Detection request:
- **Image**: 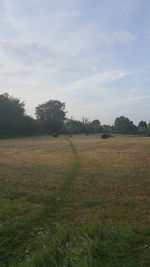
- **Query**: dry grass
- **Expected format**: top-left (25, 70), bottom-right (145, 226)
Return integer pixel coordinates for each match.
top-left (0, 136), bottom-right (73, 199)
top-left (0, 135), bottom-right (150, 228)
top-left (0, 135), bottom-right (150, 266)
top-left (69, 136), bottom-right (150, 228)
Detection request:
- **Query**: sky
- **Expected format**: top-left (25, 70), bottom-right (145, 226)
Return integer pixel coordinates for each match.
top-left (0, 0), bottom-right (150, 124)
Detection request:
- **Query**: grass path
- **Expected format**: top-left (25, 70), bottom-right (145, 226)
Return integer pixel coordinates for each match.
top-left (16, 139), bottom-right (150, 266)
top-left (60, 138), bottom-right (81, 195)
top-left (44, 138), bottom-right (81, 223)
top-left (1, 137), bottom-right (150, 267)
top-left (0, 138), bottom-right (81, 266)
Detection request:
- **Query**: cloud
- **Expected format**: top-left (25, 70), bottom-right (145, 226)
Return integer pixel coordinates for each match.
top-left (0, 0), bottom-right (150, 123)
top-left (0, 64), bottom-right (4, 69)
top-left (60, 70), bottom-right (127, 93)
top-left (121, 94), bottom-right (150, 102)
top-left (3, 0), bottom-right (82, 39)
top-left (0, 40), bottom-right (58, 65)
top-left (113, 31), bottom-right (137, 42)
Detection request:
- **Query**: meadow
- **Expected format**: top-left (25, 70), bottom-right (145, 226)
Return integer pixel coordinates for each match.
top-left (0, 135), bottom-right (150, 266)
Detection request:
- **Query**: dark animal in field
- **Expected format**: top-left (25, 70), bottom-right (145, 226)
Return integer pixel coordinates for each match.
top-left (101, 133), bottom-right (111, 139)
top-left (52, 132), bottom-right (58, 137)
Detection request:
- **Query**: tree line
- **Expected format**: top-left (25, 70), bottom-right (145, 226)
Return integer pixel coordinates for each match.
top-left (0, 93), bottom-right (150, 137)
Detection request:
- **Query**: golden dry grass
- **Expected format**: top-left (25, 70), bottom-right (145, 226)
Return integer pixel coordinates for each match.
top-left (1, 135), bottom-right (150, 266)
top-left (0, 135), bottom-right (150, 229)
top-left (69, 136), bottom-right (150, 228)
top-left (0, 136), bottom-right (73, 199)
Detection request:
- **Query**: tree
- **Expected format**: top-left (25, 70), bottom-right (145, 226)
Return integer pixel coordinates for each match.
top-left (90, 120), bottom-right (101, 133)
top-left (18, 115), bottom-right (42, 135)
top-left (138, 121), bottom-right (147, 135)
top-left (147, 123), bottom-right (150, 136)
top-left (0, 93), bottom-right (25, 135)
top-left (101, 124), bottom-right (113, 134)
top-left (35, 100), bottom-right (66, 134)
top-left (81, 117), bottom-right (90, 134)
top-left (138, 121), bottom-right (147, 128)
top-left (114, 116), bottom-right (137, 134)
top-left (62, 119), bottom-right (83, 135)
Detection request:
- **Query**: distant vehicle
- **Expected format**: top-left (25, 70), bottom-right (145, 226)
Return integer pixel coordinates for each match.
top-left (52, 132), bottom-right (58, 137)
top-left (101, 133), bottom-right (111, 139)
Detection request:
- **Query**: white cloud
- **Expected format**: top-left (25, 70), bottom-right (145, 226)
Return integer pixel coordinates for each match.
top-left (0, 0), bottom-right (150, 123)
top-left (113, 31), bottom-right (137, 42)
top-left (59, 70), bottom-right (127, 92)
top-left (120, 94), bottom-right (150, 102)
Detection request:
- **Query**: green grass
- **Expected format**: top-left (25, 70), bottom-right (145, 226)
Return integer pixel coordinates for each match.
top-left (60, 139), bottom-right (81, 195)
top-left (13, 223), bottom-right (150, 267)
top-left (0, 137), bottom-right (81, 266)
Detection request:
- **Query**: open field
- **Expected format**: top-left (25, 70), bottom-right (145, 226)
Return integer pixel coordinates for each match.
top-left (0, 135), bottom-right (150, 266)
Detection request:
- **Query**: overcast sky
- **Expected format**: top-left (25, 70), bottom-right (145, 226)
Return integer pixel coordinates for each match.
top-left (0, 0), bottom-right (150, 124)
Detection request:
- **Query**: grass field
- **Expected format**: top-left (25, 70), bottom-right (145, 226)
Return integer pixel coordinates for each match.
top-left (0, 135), bottom-right (150, 266)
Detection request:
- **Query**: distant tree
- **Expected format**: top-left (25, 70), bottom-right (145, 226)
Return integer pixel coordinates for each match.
top-left (138, 121), bottom-right (147, 135)
top-left (35, 100), bottom-right (66, 134)
top-left (0, 93), bottom-right (25, 135)
top-left (63, 118), bottom-right (102, 135)
top-left (114, 116), bottom-right (137, 134)
top-left (62, 119), bottom-right (83, 135)
top-left (138, 121), bottom-right (147, 128)
top-left (90, 120), bottom-right (101, 133)
top-left (81, 117), bottom-right (90, 134)
top-left (101, 124), bottom-right (113, 134)
top-left (18, 115), bottom-right (42, 135)
top-left (147, 123), bottom-right (150, 136)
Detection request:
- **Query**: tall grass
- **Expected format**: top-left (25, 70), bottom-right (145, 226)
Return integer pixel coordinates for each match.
top-left (14, 222), bottom-right (150, 267)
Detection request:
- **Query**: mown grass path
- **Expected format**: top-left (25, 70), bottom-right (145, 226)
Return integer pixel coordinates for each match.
top-left (1, 136), bottom-right (150, 267)
top-left (44, 138), bottom-right (81, 223)
top-left (0, 138), bottom-right (81, 266)
top-left (15, 138), bottom-right (150, 267)
top-left (60, 138), bottom-right (81, 195)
